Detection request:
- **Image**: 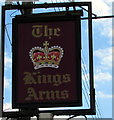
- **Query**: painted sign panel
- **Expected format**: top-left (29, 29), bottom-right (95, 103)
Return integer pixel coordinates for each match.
top-left (12, 15), bottom-right (82, 108)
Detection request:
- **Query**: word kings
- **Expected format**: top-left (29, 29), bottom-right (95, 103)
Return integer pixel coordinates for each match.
top-left (32, 25), bottom-right (61, 39)
top-left (23, 72), bottom-right (71, 87)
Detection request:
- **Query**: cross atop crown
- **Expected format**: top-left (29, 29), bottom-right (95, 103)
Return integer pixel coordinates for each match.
top-left (43, 41), bottom-right (49, 47)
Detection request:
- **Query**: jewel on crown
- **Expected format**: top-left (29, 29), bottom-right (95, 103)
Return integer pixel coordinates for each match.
top-left (29, 41), bottom-right (64, 69)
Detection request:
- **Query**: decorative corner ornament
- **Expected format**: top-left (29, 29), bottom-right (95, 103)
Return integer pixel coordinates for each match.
top-left (29, 41), bottom-right (64, 69)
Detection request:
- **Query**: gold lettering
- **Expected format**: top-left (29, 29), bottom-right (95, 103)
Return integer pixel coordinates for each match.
top-left (62, 74), bottom-right (71, 83)
top-left (38, 91), bottom-right (45, 100)
top-left (32, 25), bottom-right (43, 38)
top-left (54, 28), bottom-right (61, 37)
top-left (25, 89), bottom-right (70, 101)
top-left (61, 90), bottom-right (69, 99)
top-left (32, 25), bottom-right (61, 39)
top-left (23, 72), bottom-right (37, 85)
top-left (52, 75), bottom-right (61, 86)
top-left (23, 72), bottom-right (71, 86)
top-left (25, 87), bottom-right (38, 101)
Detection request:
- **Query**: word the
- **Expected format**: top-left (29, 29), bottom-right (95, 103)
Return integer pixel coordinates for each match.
top-left (32, 25), bottom-right (61, 39)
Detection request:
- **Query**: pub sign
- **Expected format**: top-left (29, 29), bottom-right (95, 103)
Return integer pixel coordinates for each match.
top-left (12, 15), bottom-right (82, 108)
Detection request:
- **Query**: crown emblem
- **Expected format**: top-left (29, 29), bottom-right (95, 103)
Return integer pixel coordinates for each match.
top-left (29, 41), bottom-right (64, 69)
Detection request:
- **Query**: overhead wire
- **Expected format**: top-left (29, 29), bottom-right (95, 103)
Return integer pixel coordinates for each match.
top-left (5, 25), bottom-right (12, 47)
top-left (82, 59), bottom-right (90, 91)
top-left (96, 97), bottom-right (104, 118)
top-left (82, 52), bottom-right (103, 119)
top-left (5, 8), bottom-right (20, 48)
top-left (5, 23), bottom-right (12, 49)
top-left (81, 52), bottom-right (91, 107)
top-left (81, 53), bottom-right (101, 118)
top-left (95, 100), bottom-right (103, 120)
top-left (80, 14), bottom-right (111, 120)
top-left (81, 55), bottom-right (95, 120)
top-left (82, 46), bottom-right (104, 119)
top-left (10, 10), bottom-right (18, 17)
top-left (81, 66), bottom-right (90, 107)
top-left (82, 87), bottom-right (90, 107)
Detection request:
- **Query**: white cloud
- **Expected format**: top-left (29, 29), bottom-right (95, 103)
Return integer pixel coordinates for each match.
top-left (4, 53), bottom-right (12, 70)
top-left (1, 0), bottom-right (4, 2)
top-left (80, 0), bottom-right (112, 16)
top-left (96, 91), bottom-right (112, 99)
top-left (94, 47), bottom-right (112, 84)
top-left (101, 19), bottom-right (112, 38)
top-left (94, 47), bottom-right (111, 58)
top-left (94, 47), bottom-right (112, 68)
top-left (94, 72), bottom-right (112, 83)
top-left (4, 77), bottom-right (10, 89)
top-left (82, 71), bottom-right (111, 85)
top-left (0, 0), bottom-right (5, 4)
top-left (4, 56), bottom-right (12, 66)
top-left (94, 21), bottom-right (111, 40)
top-left (79, 0), bottom-right (112, 38)
top-left (4, 76), bottom-right (11, 89)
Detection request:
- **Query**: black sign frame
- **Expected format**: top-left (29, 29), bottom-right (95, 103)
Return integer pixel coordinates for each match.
top-left (1, 2), bottom-right (96, 118)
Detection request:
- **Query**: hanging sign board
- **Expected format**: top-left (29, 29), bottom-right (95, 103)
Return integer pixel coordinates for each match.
top-left (12, 14), bottom-right (82, 108)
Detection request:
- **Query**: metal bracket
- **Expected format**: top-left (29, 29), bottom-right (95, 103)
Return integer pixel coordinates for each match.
top-left (1, 2), bottom-right (96, 118)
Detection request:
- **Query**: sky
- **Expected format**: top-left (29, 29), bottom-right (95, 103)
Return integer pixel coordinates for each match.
top-left (0, 0), bottom-right (113, 119)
